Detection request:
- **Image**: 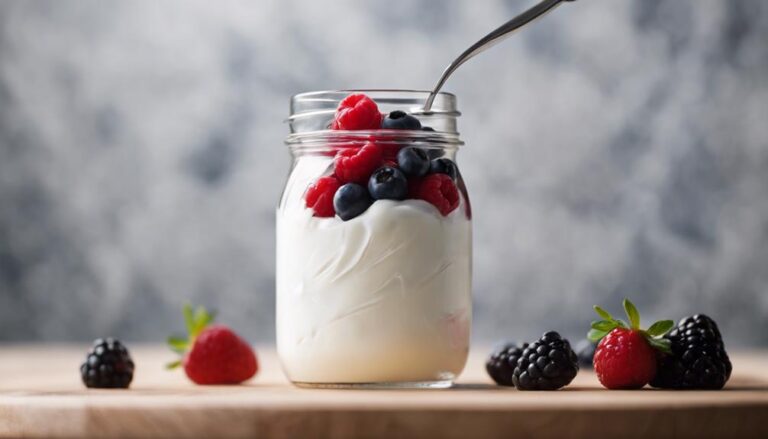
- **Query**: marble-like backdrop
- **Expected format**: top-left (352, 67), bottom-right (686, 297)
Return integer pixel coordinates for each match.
top-left (1, 0), bottom-right (766, 346)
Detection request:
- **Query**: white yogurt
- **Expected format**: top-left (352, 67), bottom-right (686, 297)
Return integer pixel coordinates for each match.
top-left (276, 199), bottom-right (471, 384)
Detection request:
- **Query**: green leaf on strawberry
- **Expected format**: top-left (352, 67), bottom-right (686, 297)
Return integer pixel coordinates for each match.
top-left (593, 305), bottom-right (613, 321)
top-left (646, 319), bottom-right (675, 337)
top-left (165, 359), bottom-right (182, 370)
top-left (646, 337), bottom-right (673, 353)
top-left (587, 328), bottom-right (609, 341)
top-left (623, 298), bottom-right (641, 329)
top-left (167, 336), bottom-right (188, 354)
top-left (587, 298), bottom-right (673, 354)
top-left (167, 303), bottom-right (217, 369)
top-left (591, 320), bottom-right (616, 332)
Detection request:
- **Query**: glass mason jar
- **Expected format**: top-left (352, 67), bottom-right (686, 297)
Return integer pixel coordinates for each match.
top-left (277, 90), bottom-right (471, 388)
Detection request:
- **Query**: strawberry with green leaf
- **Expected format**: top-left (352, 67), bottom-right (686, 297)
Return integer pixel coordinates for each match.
top-left (589, 299), bottom-right (673, 389)
top-left (167, 304), bottom-right (258, 385)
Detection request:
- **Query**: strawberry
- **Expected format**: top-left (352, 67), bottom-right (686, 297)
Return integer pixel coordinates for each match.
top-left (589, 299), bottom-right (673, 389)
top-left (167, 305), bottom-right (258, 385)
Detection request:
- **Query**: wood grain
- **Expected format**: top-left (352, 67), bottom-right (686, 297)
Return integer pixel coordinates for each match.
top-left (1, 345), bottom-right (767, 438)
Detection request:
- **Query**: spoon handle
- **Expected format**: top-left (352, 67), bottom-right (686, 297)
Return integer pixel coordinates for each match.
top-left (421, 0), bottom-right (575, 113)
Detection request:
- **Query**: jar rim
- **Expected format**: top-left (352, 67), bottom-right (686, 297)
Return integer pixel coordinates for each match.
top-left (284, 129), bottom-right (464, 149)
top-left (290, 88), bottom-right (457, 101)
top-left (286, 89), bottom-right (462, 143)
top-left (288, 89), bottom-right (460, 120)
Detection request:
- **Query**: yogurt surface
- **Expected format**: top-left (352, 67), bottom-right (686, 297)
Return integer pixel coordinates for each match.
top-left (276, 199), bottom-right (471, 384)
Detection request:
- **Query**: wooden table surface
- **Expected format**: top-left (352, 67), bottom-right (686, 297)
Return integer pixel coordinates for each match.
top-left (1, 345), bottom-right (767, 438)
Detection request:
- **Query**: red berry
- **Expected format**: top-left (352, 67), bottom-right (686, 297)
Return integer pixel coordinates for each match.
top-left (382, 159), bottom-right (398, 169)
top-left (380, 143), bottom-right (403, 161)
top-left (334, 142), bottom-right (383, 184)
top-left (412, 173), bottom-right (460, 216)
top-left (407, 176), bottom-right (422, 198)
top-left (183, 324), bottom-right (259, 385)
top-left (305, 176), bottom-right (341, 217)
top-left (593, 327), bottom-right (657, 389)
top-left (331, 94), bottom-right (382, 130)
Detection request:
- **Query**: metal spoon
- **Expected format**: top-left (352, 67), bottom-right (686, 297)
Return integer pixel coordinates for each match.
top-left (420, 0), bottom-right (576, 113)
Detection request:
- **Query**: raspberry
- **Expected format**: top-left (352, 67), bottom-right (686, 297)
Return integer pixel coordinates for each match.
top-left (305, 176), bottom-right (341, 217)
top-left (380, 142), bottom-right (403, 161)
top-left (334, 142), bottom-right (383, 184)
top-left (382, 159), bottom-right (398, 168)
top-left (594, 327), bottom-right (657, 389)
top-left (412, 173), bottom-right (459, 215)
top-left (331, 94), bottom-right (382, 130)
top-left (407, 176), bottom-right (422, 199)
top-left (589, 299), bottom-right (674, 389)
top-left (167, 305), bottom-right (258, 385)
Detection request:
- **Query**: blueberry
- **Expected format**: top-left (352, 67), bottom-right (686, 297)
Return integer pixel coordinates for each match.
top-left (381, 111), bottom-right (422, 130)
top-left (333, 183), bottom-right (372, 221)
top-left (427, 147), bottom-right (444, 160)
top-left (368, 167), bottom-right (408, 200)
top-left (397, 146), bottom-right (430, 176)
top-left (429, 158), bottom-right (458, 180)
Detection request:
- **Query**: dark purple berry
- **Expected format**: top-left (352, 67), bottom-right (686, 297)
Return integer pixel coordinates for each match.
top-left (333, 183), bottom-right (372, 220)
top-left (368, 166), bottom-right (408, 200)
top-left (429, 158), bottom-right (459, 180)
top-left (381, 110), bottom-right (422, 130)
top-left (80, 338), bottom-right (134, 389)
top-left (397, 147), bottom-right (430, 177)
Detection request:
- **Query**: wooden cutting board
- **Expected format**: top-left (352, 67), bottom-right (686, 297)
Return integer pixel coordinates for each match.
top-left (0, 345), bottom-right (766, 438)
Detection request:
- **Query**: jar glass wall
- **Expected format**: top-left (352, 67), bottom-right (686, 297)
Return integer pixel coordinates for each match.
top-left (277, 90), bottom-right (472, 388)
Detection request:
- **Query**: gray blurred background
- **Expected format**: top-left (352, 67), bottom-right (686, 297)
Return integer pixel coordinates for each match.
top-left (1, 0), bottom-right (767, 347)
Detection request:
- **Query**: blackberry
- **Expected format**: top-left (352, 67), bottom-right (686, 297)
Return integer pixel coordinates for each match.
top-left (512, 331), bottom-right (579, 390)
top-left (650, 314), bottom-right (731, 390)
top-left (486, 342), bottom-right (528, 386)
top-left (574, 339), bottom-right (596, 369)
top-left (80, 338), bottom-right (135, 389)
